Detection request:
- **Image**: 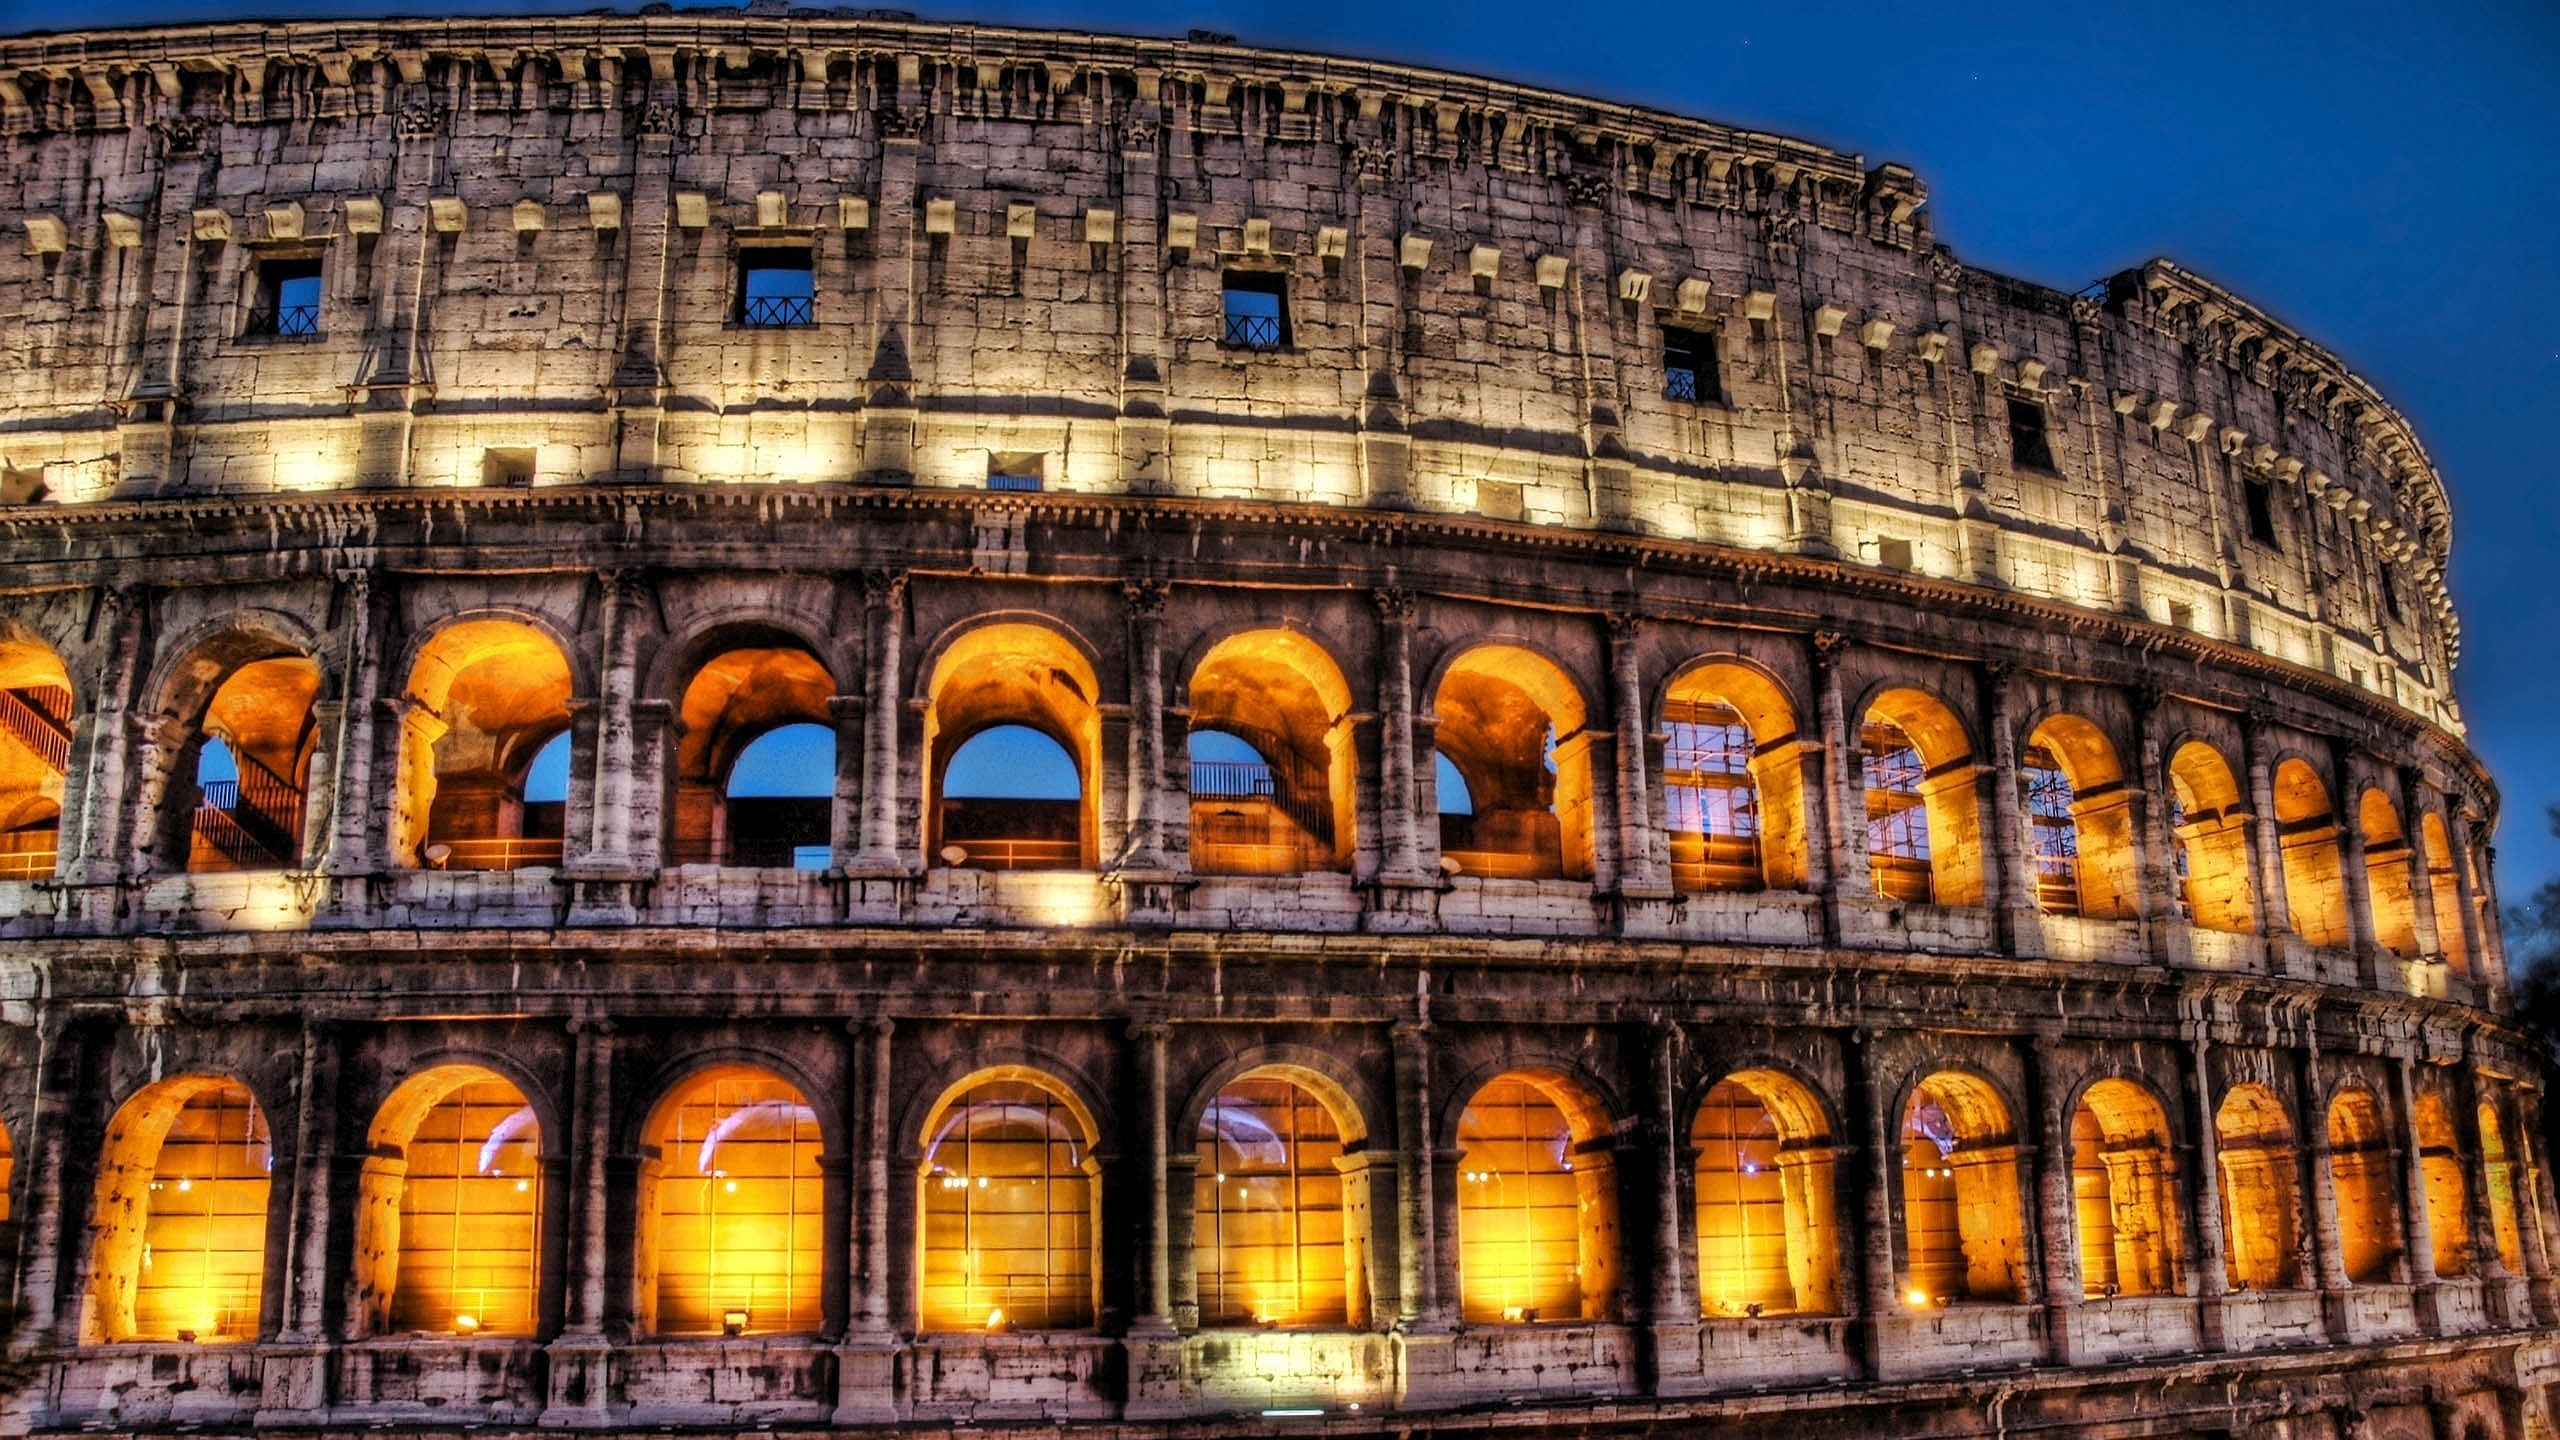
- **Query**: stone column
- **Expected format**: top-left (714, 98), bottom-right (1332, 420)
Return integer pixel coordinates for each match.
top-left (2331, 743), bottom-right (2380, 979)
top-left (2390, 1054), bottom-right (2442, 1331)
top-left (12, 1020), bottom-right (92, 1346)
top-left (60, 584), bottom-right (147, 890)
top-left (543, 1020), bottom-right (614, 1425)
top-left (1839, 1027), bottom-right (1896, 1379)
top-left (1608, 616), bottom-right (1667, 897)
top-left (2512, 1089), bottom-right (2559, 1324)
top-left (2297, 1044), bottom-right (2353, 1342)
top-left (2026, 1035), bottom-right (2081, 1364)
top-left (2398, 769), bottom-right (2444, 964)
top-left (2241, 718), bottom-right (2292, 944)
top-left (1118, 581), bottom-right (1171, 873)
top-left (603, 71), bottom-right (675, 478)
top-left (318, 570), bottom-right (386, 877)
top-left (858, 75), bottom-right (925, 481)
top-left (1984, 663), bottom-right (2042, 957)
top-left (1373, 589), bottom-right (1427, 884)
top-left (2443, 807), bottom-right (2489, 992)
top-left (826, 693), bottom-right (865, 869)
top-left (2131, 684), bottom-right (2186, 964)
top-left (852, 569), bottom-right (907, 871)
top-left (834, 1015), bottom-right (897, 1424)
top-left (257, 1021), bottom-right (342, 1420)
top-left (1129, 1020), bottom-right (1174, 1332)
top-left (577, 569), bottom-right (646, 873)
top-left (1112, 83), bottom-right (1171, 490)
top-left (2181, 1030), bottom-right (2231, 1351)
top-left (1389, 1019), bottom-right (1441, 1326)
top-left (1643, 1023), bottom-right (1699, 1392)
top-left (2449, 1048), bottom-right (2511, 1306)
top-left (1812, 633), bottom-right (1865, 939)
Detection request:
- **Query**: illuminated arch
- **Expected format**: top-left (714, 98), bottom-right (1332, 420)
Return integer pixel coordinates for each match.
top-left (1455, 1069), bottom-right (1620, 1323)
top-left (0, 636), bottom-right (72, 880)
top-left (150, 627), bottom-right (322, 875)
top-left (2215, 1083), bottom-right (2303, 1291)
top-left (919, 1066), bottom-right (1099, 1332)
top-left (2479, 1102), bottom-right (2527, 1275)
top-left (2069, 1078), bottom-right (2177, 1298)
top-left (398, 618), bottom-right (575, 872)
top-left (924, 622), bottom-right (1102, 872)
top-left (1661, 660), bottom-right (1804, 893)
top-left (2327, 1088), bottom-right (2401, 1284)
top-left (1860, 688), bottom-right (1983, 907)
top-left (637, 1065), bottom-right (824, 1335)
top-left (2414, 1092), bottom-right (2471, 1279)
top-left (2357, 789), bottom-right (2421, 959)
top-left (672, 639), bottom-right (837, 868)
top-left (1692, 1068), bottom-right (1839, 1317)
top-left (1897, 1071), bottom-right (2025, 1305)
top-left (1431, 644), bottom-right (1593, 881)
top-left (2421, 812), bottom-right (2471, 977)
top-left (0, 1112), bottom-right (13, 1224)
top-left (2272, 758), bottom-right (2348, 948)
top-left (1192, 1066), bottom-right (1370, 1327)
top-left (85, 1075), bottom-right (273, 1344)
top-left (352, 1064), bottom-right (543, 1336)
top-left (1185, 629), bottom-right (1355, 875)
top-left (2166, 740), bottom-right (2256, 934)
top-left (2021, 714), bottom-right (2137, 920)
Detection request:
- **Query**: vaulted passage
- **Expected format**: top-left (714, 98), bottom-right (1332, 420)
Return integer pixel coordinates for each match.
top-left (2273, 759), bottom-right (2349, 948)
top-left (1192, 1071), bottom-right (1366, 1327)
top-left (1433, 648), bottom-right (1592, 881)
top-left (1456, 1072), bottom-right (1618, 1323)
top-left (639, 1067), bottom-right (824, 1335)
top-left (1663, 663), bottom-right (1806, 893)
top-left (353, 1065), bottom-right (543, 1336)
top-left (2327, 1089), bottom-right (2400, 1285)
top-left (920, 1070), bottom-right (1097, 1332)
top-left (2069, 1079), bottom-right (2177, 1298)
top-left (926, 625), bottom-right (1099, 872)
top-left (85, 1077), bottom-right (272, 1344)
top-left (1897, 1072), bottom-right (2024, 1305)
top-left (2022, 715), bottom-right (2137, 921)
top-left (2167, 741), bottom-right (2255, 933)
top-left (398, 619), bottom-right (574, 872)
top-left (1861, 690), bottom-right (1982, 907)
top-left (1693, 1071), bottom-right (1839, 1317)
top-left (158, 638), bottom-right (319, 874)
top-left (1185, 630), bottom-right (1354, 876)
top-left (672, 640), bottom-right (836, 868)
top-left (2216, 1084), bottom-right (2303, 1292)
top-left (0, 638), bottom-right (71, 881)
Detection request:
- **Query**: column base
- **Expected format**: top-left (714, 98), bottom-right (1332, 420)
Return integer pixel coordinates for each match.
top-left (252, 1341), bottom-right (332, 1425)
top-left (2195, 1291), bottom-right (2231, 1352)
top-left (1119, 1332), bottom-right (1186, 1420)
top-left (2411, 1278), bottom-right (2446, 1335)
top-left (830, 1334), bottom-right (901, 1425)
top-left (1361, 875), bottom-right (1444, 933)
top-left (1106, 870), bottom-right (1190, 927)
top-left (1389, 1326), bottom-right (1459, 1411)
top-left (539, 1335), bottom-right (617, 1428)
top-left (1644, 1320), bottom-right (1707, 1396)
top-left (559, 872), bottom-right (650, 926)
top-left (832, 868), bottom-right (915, 923)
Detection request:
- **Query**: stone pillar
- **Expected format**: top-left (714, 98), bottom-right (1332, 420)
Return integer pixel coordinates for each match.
top-left (1389, 1019), bottom-right (1442, 1326)
top-left (257, 1021), bottom-right (342, 1420)
top-left (2398, 769), bottom-right (2444, 965)
top-left (1118, 580), bottom-right (1172, 874)
top-left (575, 570), bottom-right (645, 874)
top-left (60, 584), bottom-right (147, 891)
top-left (852, 569), bottom-right (907, 872)
top-left (1839, 1027), bottom-right (1896, 1379)
top-left (1123, 1020), bottom-right (1182, 1417)
top-left (1984, 663), bottom-right (2042, 957)
top-left (2241, 718), bottom-right (2292, 944)
top-left (2181, 1030), bottom-right (2231, 1350)
top-left (2512, 1089), bottom-right (2559, 1324)
top-left (12, 1020), bottom-right (92, 1347)
top-left (858, 77), bottom-right (925, 481)
top-left (2297, 1044), bottom-right (2353, 1342)
top-left (1373, 589), bottom-right (1425, 883)
top-left (2390, 1054), bottom-right (2442, 1332)
top-left (2026, 1035), bottom-right (2081, 1364)
top-left (544, 1021), bottom-right (614, 1425)
top-left (2131, 684), bottom-right (2187, 964)
top-left (2331, 743), bottom-right (2380, 978)
top-left (826, 693), bottom-right (865, 869)
top-left (317, 570), bottom-right (385, 878)
top-left (1111, 83), bottom-right (1171, 490)
top-left (2443, 806), bottom-right (2489, 991)
top-left (834, 1016), bottom-right (896, 1424)
top-left (1812, 633), bottom-right (1865, 939)
top-left (1644, 1023), bottom-right (1700, 1393)
top-left (2449, 1049), bottom-right (2512, 1321)
top-left (1608, 616), bottom-right (1667, 898)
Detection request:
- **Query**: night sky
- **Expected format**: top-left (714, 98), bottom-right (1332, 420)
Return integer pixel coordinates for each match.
top-left (6, 0), bottom-right (2554, 914)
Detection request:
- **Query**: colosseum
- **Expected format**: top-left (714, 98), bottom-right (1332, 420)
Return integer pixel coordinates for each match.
top-left (0, 7), bottom-right (2542, 1438)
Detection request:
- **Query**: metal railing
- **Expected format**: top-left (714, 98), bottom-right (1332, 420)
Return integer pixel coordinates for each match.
top-left (1664, 367), bottom-right (1701, 402)
top-left (741, 294), bottom-right (815, 327)
top-left (0, 828), bottom-right (57, 880)
top-left (244, 303), bottom-right (321, 338)
top-left (0, 686), bottom-right (71, 772)
top-left (1190, 760), bottom-right (1276, 800)
top-left (1221, 311), bottom-right (1282, 350)
top-left (938, 837), bottom-right (1081, 872)
top-left (436, 837), bottom-right (564, 872)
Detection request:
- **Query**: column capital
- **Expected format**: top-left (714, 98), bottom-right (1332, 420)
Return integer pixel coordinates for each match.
top-left (1811, 628), bottom-right (1851, 670)
top-left (1122, 576), bottom-right (1171, 619)
top-left (859, 567), bottom-right (908, 608)
top-left (1127, 1017), bottom-right (1172, 1044)
top-left (1605, 611), bottom-right (1643, 644)
top-left (1372, 586), bottom-right (1418, 624)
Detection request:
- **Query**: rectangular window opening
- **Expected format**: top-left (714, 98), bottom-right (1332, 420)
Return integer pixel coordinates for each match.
top-left (2007, 396), bottom-right (2055, 471)
top-left (482, 447), bottom-right (537, 488)
top-left (1221, 270), bottom-right (1288, 351)
top-left (1663, 327), bottom-right (1722, 404)
top-left (739, 247), bottom-right (816, 327)
top-left (2243, 475), bottom-right (2280, 548)
top-left (247, 256), bottom-right (323, 339)
top-left (988, 453), bottom-right (1045, 492)
top-left (2379, 570), bottom-right (2403, 623)
top-left (1875, 536), bottom-right (1914, 572)
top-left (2168, 600), bottom-right (2197, 631)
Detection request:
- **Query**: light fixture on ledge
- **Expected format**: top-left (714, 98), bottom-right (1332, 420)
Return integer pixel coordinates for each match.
top-left (722, 1309), bottom-right (748, 1337)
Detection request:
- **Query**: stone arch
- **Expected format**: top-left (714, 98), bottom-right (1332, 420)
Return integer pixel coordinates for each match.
top-left (1454, 1067), bottom-right (1621, 1324)
top-left (141, 616), bottom-right (324, 875)
top-left (923, 619), bottom-right (1105, 872)
top-left (1860, 686), bottom-right (1984, 907)
top-left (2272, 757), bottom-right (2349, 948)
top-left (1173, 1046), bottom-right (1372, 1151)
top-left (2327, 1086), bottom-right (2402, 1284)
top-left (1429, 641), bottom-right (1594, 881)
top-left (1190, 1061), bottom-right (1374, 1328)
top-left (669, 626), bottom-right (839, 868)
top-left (0, 633), bottom-right (74, 879)
top-left (2068, 1076), bottom-right (2178, 1298)
top-left (1184, 628), bottom-right (1356, 874)
top-left (2022, 712), bottom-right (2138, 920)
top-left (2420, 811), bottom-right (2471, 977)
top-left (2478, 1099), bottom-right (2528, 1275)
top-left (1660, 657), bottom-right (1806, 892)
top-left (2414, 1090), bottom-right (2471, 1278)
top-left (2358, 788), bottom-right (2421, 959)
top-left (645, 607), bottom-right (846, 710)
top-left (0, 1110), bottom-right (13, 1226)
top-left (2166, 739), bottom-right (2256, 934)
top-left (917, 1064), bottom-right (1102, 1333)
top-left (635, 1063), bottom-right (826, 1336)
top-left (395, 616), bottom-right (576, 872)
top-left (1691, 1066), bottom-right (1840, 1318)
top-left (350, 1063), bottom-right (544, 1337)
top-left (83, 1074), bottom-right (276, 1344)
top-left (1895, 1068), bottom-right (2027, 1304)
top-left (2215, 1082), bottom-right (2303, 1291)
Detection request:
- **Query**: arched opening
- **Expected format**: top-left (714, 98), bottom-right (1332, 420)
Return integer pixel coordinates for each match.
top-left (86, 1076), bottom-right (273, 1343)
top-left (2358, 790), bottom-right (2421, 959)
top-left (352, 1066), bottom-right (542, 1336)
top-left (637, 1066), bottom-right (823, 1336)
top-left (2421, 814), bottom-right (2470, 976)
top-left (1663, 663), bottom-right (1806, 893)
top-left (2166, 741), bottom-right (2255, 933)
top-left (1185, 630), bottom-right (1355, 875)
top-left (672, 642), bottom-right (836, 868)
top-left (2415, 1092), bottom-right (2470, 1279)
top-left (163, 643), bottom-right (320, 873)
top-left (1193, 1071), bottom-right (1367, 1328)
top-left (0, 639), bottom-right (72, 880)
top-left (2479, 1103), bottom-right (2527, 1275)
top-left (2215, 1084), bottom-right (2303, 1291)
top-left (1456, 1073), bottom-right (1619, 1323)
top-left (919, 1069), bottom-right (1097, 1332)
top-left (1897, 1072), bottom-right (2025, 1305)
top-left (399, 619), bottom-right (575, 872)
top-left (2273, 758), bottom-right (2349, 948)
top-left (2069, 1079), bottom-right (2177, 1299)
top-left (0, 1115), bottom-right (13, 1223)
top-left (1861, 690), bottom-right (1982, 907)
top-left (925, 624), bottom-right (1100, 872)
top-left (1432, 647), bottom-right (1592, 881)
top-left (2327, 1089), bottom-right (2401, 1284)
top-left (1692, 1071), bottom-right (1839, 1318)
top-left (2021, 715), bottom-right (2138, 920)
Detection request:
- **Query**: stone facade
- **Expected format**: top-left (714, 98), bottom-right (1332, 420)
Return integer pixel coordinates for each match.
top-left (0, 10), bottom-right (2543, 1440)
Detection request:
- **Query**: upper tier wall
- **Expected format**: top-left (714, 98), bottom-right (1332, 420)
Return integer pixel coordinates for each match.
top-left (0, 12), bottom-right (2462, 736)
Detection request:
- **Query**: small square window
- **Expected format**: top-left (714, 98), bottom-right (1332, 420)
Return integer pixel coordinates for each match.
top-left (2243, 475), bottom-right (2280, 548)
top-left (247, 257), bottom-right (323, 339)
top-left (1663, 327), bottom-right (1721, 403)
top-left (739, 248), bottom-right (815, 327)
top-left (1875, 536), bottom-right (1914, 571)
top-left (2378, 570), bottom-right (2403, 622)
top-left (987, 453), bottom-right (1044, 491)
top-left (2168, 601), bottom-right (2197, 631)
top-left (1221, 270), bottom-right (1288, 350)
top-left (482, 447), bottom-right (536, 488)
top-left (2007, 396), bottom-right (2055, 471)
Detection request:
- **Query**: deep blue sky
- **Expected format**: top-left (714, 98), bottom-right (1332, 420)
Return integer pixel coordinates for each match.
top-left (8, 0), bottom-right (2556, 910)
